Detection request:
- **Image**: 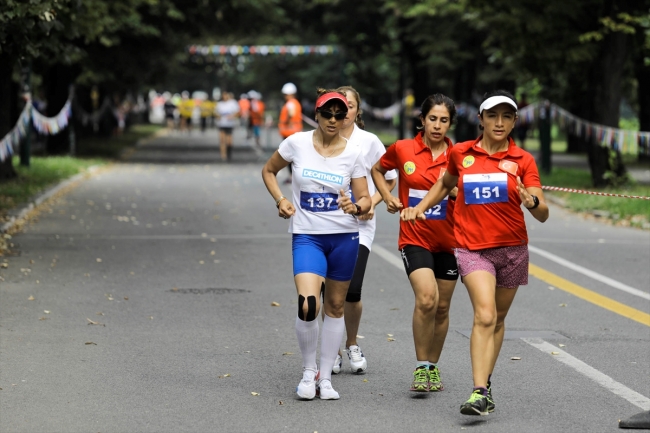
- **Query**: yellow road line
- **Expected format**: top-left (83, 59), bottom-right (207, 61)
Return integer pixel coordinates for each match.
top-left (529, 263), bottom-right (650, 327)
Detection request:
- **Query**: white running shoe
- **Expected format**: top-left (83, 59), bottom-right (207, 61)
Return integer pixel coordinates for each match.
top-left (346, 345), bottom-right (367, 374)
top-left (317, 379), bottom-right (340, 400)
top-left (331, 354), bottom-right (342, 374)
top-left (296, 368), bottom-right (319, 400)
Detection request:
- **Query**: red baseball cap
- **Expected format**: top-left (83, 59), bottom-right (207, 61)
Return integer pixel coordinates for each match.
top-left (316, 92), bottom-right (348, 110)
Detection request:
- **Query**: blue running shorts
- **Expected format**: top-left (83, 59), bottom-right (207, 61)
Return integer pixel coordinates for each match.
top-left (292, 233), bottom-right (360, 281)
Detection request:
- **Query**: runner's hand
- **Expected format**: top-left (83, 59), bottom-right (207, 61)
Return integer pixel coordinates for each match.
top-left (400, 207), bottom-right (425, 223)
top-left (278, 200), bottom-right (295, 219)
top-left (384, 195), bottom-right (403, 214)
top-left (358, 204), bottom-right (374, 221)
top-left (337, 189), bottom-right (357, 215)
top-left (516, 176), bottom-right (535, 208)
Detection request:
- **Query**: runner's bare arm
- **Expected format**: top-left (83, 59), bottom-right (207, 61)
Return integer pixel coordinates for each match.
top-left (371, 161), bottom-right (402, 214)
top-left (262, 151), bottom-right (295, 218)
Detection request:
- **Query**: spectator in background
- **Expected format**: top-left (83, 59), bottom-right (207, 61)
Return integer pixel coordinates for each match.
top-left (278, 82), bottom-right (302, 184)
top-left (200, 97), bottom-right (216, 133)
top-left (249, 90), bottom-right (265, 153)
top-left (216, 92), bottom-right (240, 162)
top-left (239, 93), bottom-right (251, 139)
top-left (178, 91), bottom-right (194, 134)
top-left (515, 93), bottom-right (529, 149)
top-left (163, 92), bottom-right (177, 131)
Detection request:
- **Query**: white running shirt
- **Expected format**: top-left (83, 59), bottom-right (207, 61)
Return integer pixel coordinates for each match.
top-left (278, 130), bottom-right (366, 234)
top-left (348, 125), bottom-right (398, 250)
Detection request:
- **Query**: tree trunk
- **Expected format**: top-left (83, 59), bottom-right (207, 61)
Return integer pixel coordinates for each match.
top-left (0, 52), bottom-right (17, 180)
top-left (44, 64), bottom-right (78, 155)
top-left (635, 34), bottom-right (650, 160)
top-left (586, 7), bottom-right (629, 186)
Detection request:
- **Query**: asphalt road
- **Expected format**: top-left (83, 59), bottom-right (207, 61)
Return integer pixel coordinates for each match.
top-left (1, 127), bottom-right (648, 433)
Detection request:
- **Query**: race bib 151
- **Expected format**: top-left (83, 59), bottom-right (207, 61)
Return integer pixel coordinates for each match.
top-left (463, 173), bottom-right (508, 205)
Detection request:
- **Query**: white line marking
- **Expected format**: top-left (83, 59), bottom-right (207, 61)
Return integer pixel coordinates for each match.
top-left (528, 245), bottom-right (650, 301)
top-left (372, 244), bottom-right (403, 269)
top-left (523, 338), bottom-right (650, 410)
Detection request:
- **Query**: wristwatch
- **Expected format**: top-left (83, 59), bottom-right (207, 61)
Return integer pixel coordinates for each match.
top-left (527, 195), bottom-right (540, 209)
top-left (354, 203), bottom-right (362, 215)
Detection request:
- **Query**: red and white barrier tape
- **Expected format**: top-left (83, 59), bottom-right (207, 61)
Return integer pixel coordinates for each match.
top-left (542, 186), bottom-right (650, 200)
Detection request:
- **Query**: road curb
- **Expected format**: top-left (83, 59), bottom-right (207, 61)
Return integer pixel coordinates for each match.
top-left (1, 165), bottom-right (102, 234)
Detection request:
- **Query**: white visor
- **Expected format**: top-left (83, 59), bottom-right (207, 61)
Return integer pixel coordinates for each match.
top-left (479, 96), bottom-right (518, 113)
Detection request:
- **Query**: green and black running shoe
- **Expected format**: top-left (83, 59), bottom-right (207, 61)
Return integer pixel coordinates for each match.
top-left (410, 367), bottom-right (429, 392)
top-left (460, 389), bottom-right (489, 416)
top-left (427, 365), bottom-right (444, 391)
top-left (487, 381), bottom-right (495, 413)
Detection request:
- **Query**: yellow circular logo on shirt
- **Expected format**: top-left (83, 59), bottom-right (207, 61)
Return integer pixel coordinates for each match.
top-left (404, 161), bottom-right (416, 175)
top-left (462, 155), bottom-right (475, 168)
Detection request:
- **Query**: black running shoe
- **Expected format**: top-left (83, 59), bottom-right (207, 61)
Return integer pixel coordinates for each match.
top-left (487, 382), bottom-right (495, 413)
top-left (460, 389), bottom-right (489, 416)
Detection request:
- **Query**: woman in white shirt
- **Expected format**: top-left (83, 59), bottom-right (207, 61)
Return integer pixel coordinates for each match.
top-left (262, 89), bottom-right (371, 400)
top-left (215, 92), bottom-right (240, 162)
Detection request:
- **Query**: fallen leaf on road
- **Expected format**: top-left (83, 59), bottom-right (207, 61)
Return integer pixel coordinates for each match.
top-left (201, 233), bottom-right (208, 238)
top-left (124, 297), bottom-right (129, 300)
top-left (148, 316), bottom-right (153, 320)
top-left (271, 302), bottom-right (280, 307)
top-left (199, 261), bottom-right (205, 265)
top-left (278, 401), bottom-right (284, 405)
top-left (44, 310), bottom-right (50, 314)
top-left (559, 303), bottom-right (567, 307)
top-left (0, 263), bottom-right (8, 268)
top-left (251, 392), bottom-right (260, 396)
top-left (357, 335), bottom-right (364, 339)
top-left (87, 318), bottom-right (105, 326)
top-left (39, 317), bottom-right (48, 321)
top-left (387, 334), bottom-right (393, 337)
top-left (548, 286), bottom-right (555, 290)
top-left (28, 295), bottom-right (35, 301)
top-left (282, 352), bottom-right (294, 356)
top-left (210, 251), bottom-right (216, 256)
top-left (511, 357), bottom-right (521, 360)
top-left (387, 338), bottom-right (395, 342)
top-left (172, 287), bottom-right (178, 291)
top-left (96, 258), bottom-right (102, 263)
top-left (363, 379), bottom-right (368, 382)
top-left (85, 342), bottom-right (97, 345)
top-left (218, 373), bottom-right (231, 378)
top-left (551, 351), bottom-right (560, 355)
top-left (559, 344), bottom-right (566, 347)
top-left (96, 312), bottom-right (104, 316)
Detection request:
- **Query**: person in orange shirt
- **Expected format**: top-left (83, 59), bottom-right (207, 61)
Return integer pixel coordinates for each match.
top-left (248, 90), bottom-right (265, 152)
top-left (278, 82), bottom-right (302, 183)
top-left (401, 89), bottom-right (549, 416)
top-left (238, 93), bottom-right (251, 138)
top-left (372, 94), bottom-right (459, 393)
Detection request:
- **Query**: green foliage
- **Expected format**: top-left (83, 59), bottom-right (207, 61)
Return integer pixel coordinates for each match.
top-left (0, 156), bottom-right (105, 215)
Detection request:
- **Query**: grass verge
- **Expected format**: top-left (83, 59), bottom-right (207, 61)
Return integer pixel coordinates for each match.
top-left (76, 124), bottom-right (164, 158)
top-left (0, 156), bottom-right (105, 219)
top-left (540, 167), bottom-right (650, 228)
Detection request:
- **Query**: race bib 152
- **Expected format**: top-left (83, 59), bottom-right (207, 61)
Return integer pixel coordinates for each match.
top-left (408, 189), bottom-right (447, 220)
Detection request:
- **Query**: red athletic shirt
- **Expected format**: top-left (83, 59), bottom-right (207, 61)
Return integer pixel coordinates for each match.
top-left (379, 132), bottom-right (455, 253)
top-left (446, 135), bottom-right (541, 250)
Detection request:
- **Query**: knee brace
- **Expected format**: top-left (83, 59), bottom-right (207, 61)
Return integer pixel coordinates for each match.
top-left (345, 291), bottom-right (362, 303)
top-left (298, 295), bottom-right (317, 321)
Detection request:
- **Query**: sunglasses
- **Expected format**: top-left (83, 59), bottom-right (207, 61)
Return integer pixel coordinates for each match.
top-left (318, 110), bottom-right (347, 121)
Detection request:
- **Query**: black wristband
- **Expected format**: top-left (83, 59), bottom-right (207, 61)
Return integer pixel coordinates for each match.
top-left (527, 195), bottom-right (540, 209)
top-left (354, 203), bottom-right (362, 215)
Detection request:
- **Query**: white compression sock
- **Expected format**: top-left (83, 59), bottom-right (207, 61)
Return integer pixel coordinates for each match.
top-left (319, 315), bottom-right (345, 382)
top-left (295, 316), bottom-right (319, 371)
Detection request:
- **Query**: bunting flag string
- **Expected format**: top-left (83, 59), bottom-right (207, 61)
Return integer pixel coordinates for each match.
top-left (517, 102), bottom-right (650, 156)
top-left (188, 44), bottom-right (340, 56)
top-left (0, 98), bottom-right (73, 163)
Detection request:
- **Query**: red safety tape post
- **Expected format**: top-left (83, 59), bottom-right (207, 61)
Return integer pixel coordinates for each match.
top-left (542, 186), bottom-right (650, 200)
